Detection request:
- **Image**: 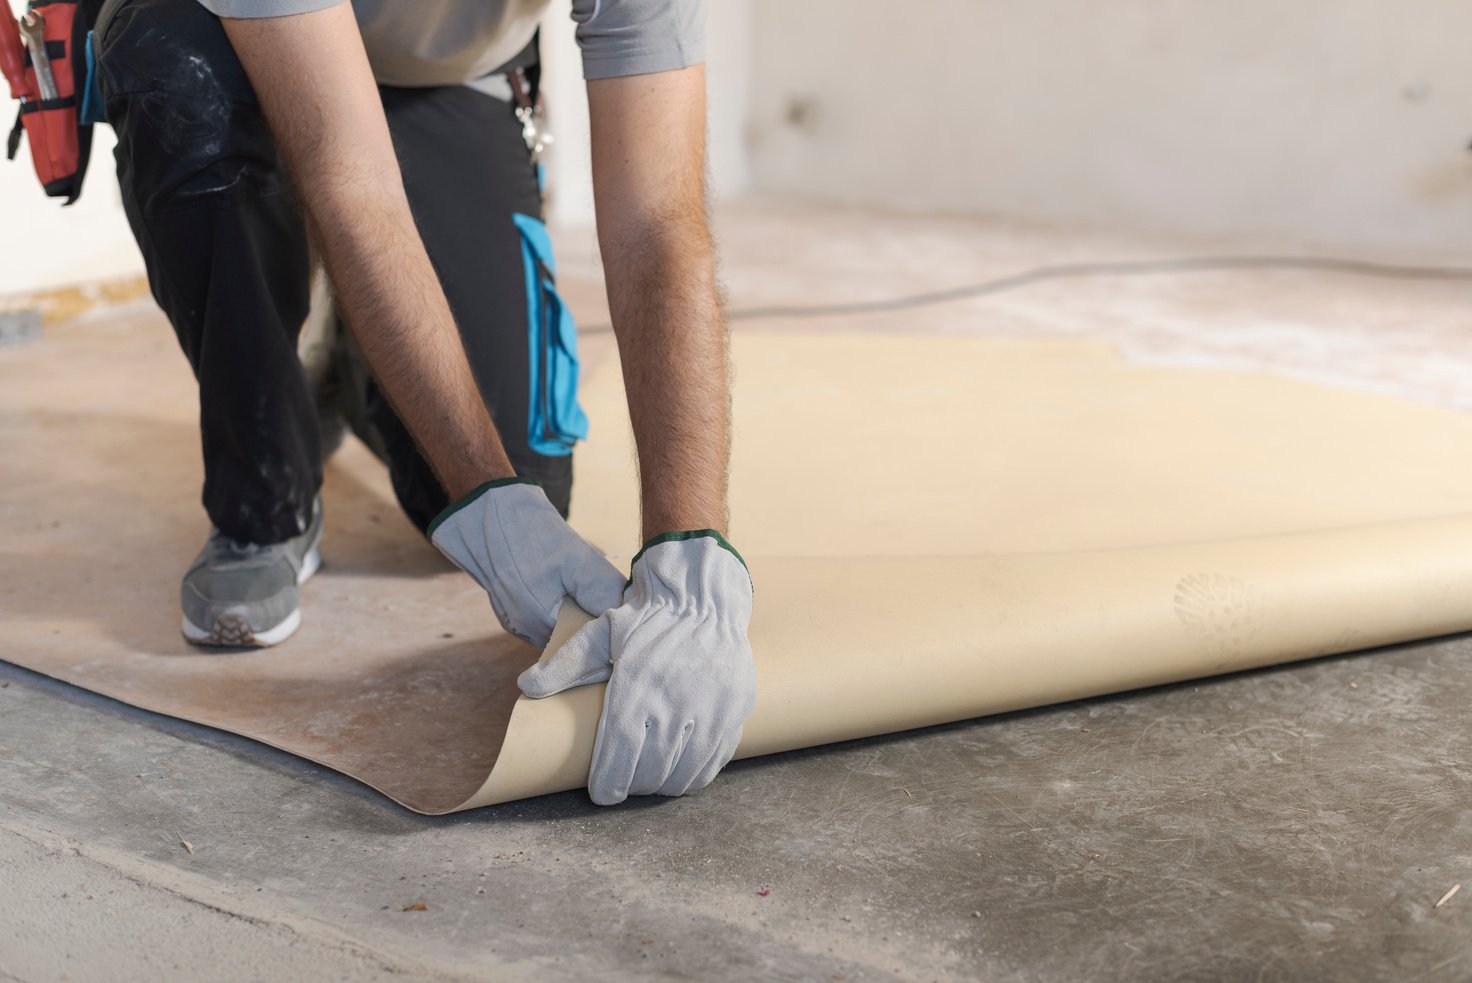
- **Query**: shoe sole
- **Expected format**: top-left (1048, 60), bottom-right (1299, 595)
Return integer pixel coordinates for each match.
top-left (181, 544), bottom-right (322, 649)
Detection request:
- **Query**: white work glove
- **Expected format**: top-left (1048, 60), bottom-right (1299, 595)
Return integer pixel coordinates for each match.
top-left (429, 479), bottom-right (626, 649)
top-left (519, 530), bottom-right (757, 805)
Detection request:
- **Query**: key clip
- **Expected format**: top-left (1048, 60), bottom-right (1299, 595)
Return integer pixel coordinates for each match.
top-left (508, 67), bottom-right (552, 163)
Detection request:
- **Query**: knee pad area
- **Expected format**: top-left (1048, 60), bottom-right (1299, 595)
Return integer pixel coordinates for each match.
top-left (99, 0), bottom-right (284, 204)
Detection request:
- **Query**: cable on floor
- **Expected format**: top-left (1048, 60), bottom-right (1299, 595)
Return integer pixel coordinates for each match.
top-left (579, 254), bottom-right (1472, 332)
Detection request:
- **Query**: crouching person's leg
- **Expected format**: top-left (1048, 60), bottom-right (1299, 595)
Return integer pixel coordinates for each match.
top-left (97, 0), bottom-right (322, 646)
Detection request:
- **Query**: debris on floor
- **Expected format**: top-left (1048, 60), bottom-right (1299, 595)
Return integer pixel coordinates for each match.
top-left (0, 308), bottom-right (42, 347)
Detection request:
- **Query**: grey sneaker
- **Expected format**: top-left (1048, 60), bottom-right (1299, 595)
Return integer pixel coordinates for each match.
top-left (181, 498), bottom-right (324, 648)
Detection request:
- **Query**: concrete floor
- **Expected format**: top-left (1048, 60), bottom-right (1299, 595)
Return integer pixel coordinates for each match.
top-left (4, 200), bottom-right (1472, 981)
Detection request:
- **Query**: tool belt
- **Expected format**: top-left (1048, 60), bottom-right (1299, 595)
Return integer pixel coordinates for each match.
top-left (3, 0), bottom-right (104, 204)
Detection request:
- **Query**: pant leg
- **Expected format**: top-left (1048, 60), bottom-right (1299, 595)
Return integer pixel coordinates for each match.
top-left (96, 0), bottom-right (319, 544)
top-left (359, 81), bottom-right (575, 531)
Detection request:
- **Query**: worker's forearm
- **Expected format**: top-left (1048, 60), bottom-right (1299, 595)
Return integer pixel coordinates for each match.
top-left (221, 9), bottom-right (514, 502)
top-left (588, 67), bottom-right (730, 542)
top-left (602, 218), bottom-right (730, 541)
top-left (309, 192), bottom-right (515, 499)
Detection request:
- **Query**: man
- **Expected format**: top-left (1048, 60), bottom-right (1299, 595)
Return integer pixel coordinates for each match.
top-left (91, 0), bottom-right (755, 805)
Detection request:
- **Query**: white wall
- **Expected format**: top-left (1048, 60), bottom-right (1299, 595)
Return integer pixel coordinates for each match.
top-left (0, 14), bottom-right (142, 300)
top-left (1, 0), bottom-right (142, 297)
top-left (0, 0), bottom-right (752, 297)
top-left (747, 0), bottom-right (1472, 257)
top-left (12, 0), bottom-right (1459, 296)
top-left (705, 0), bottom-right (753, 197)
top-left (537, 4), bottom-right (596, 229)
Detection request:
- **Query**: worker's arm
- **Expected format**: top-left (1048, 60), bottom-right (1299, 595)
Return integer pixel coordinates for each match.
top-left (588, 65), bottom-right (729, 540)
top-left (518, 66), bottom-right (757, 805)
top-left (223, 5), bottom-right (624, 646)
top-left (222, 4), bottom-right (509, 499)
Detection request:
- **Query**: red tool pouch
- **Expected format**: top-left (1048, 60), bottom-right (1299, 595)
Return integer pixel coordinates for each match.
top-left (3, 1), bottom-right (99, 204)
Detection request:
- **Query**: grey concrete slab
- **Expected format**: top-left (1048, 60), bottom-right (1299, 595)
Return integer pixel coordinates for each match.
top-left (3, 630), bottom-right (1471, 982)
top-left (0, 824), bottom-right (419, 983)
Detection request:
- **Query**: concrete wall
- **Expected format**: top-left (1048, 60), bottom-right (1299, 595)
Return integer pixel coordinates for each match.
top-left (746, 0), bottom-right (1472, 256)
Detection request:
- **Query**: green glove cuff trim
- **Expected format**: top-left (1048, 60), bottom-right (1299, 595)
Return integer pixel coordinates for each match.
top-left (426, 477), bottom-right (541, 538)
top-left (628, 529), bottom-right (751, 588)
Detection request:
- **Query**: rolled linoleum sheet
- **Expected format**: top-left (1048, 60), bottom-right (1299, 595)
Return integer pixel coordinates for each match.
top-left (10, 328), bottom-right (1472, 814)
top-left (458, 513), bottom-right (1472, 808)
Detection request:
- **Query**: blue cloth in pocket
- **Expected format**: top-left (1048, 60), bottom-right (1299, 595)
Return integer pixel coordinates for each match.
top-left (81, 30), bottom-right (105, 126)
top-left (513, 213), bottom-right (589, 456)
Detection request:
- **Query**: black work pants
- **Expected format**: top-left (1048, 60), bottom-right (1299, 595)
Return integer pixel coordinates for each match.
top-left (93, 0), bottom-right (576, 544)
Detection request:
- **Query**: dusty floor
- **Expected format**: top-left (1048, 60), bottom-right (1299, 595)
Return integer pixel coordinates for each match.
top-left (3, 199), bottom-right (1472, 981)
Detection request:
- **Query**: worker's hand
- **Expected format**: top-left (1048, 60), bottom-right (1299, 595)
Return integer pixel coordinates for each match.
top-left (518, 531), bottom-right (756, 805)
top-left (430, 479), bottom-right (626, 649)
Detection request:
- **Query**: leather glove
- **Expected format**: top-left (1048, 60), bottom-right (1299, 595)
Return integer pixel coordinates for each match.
top-left (430, 478), bottom-right (626, 649)
top-left (519, 530), bottom-right (757, 805)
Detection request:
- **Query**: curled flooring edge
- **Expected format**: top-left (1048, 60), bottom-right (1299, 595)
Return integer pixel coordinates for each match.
top-left (457, 514), bottom-right (1472, 810)
top-left (7, 327), bottom-right (1472, 814)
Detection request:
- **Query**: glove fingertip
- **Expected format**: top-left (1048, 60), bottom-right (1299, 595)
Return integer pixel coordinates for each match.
top-left (588, 783), bottom-right (627, 807)
top-left (587, 742), bottom-right (630, 806)
top-left (517, 619), bottom-right (613, 698)
top-left (516, 659), bottom-right (612, 698)
top-left (515, 661), bottom-right (557, 699)
top-left (688, 731), bottom-right (744, 793)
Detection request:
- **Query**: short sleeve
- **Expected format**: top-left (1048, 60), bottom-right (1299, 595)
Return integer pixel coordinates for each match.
top-left (571, 0), bottom-right (706, 81)
top-left (195, 0), bottom-right (345, 18)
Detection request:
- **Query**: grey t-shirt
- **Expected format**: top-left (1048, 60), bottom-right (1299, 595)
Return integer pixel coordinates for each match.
top-left (195, 0), bottom-right (705, 85)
